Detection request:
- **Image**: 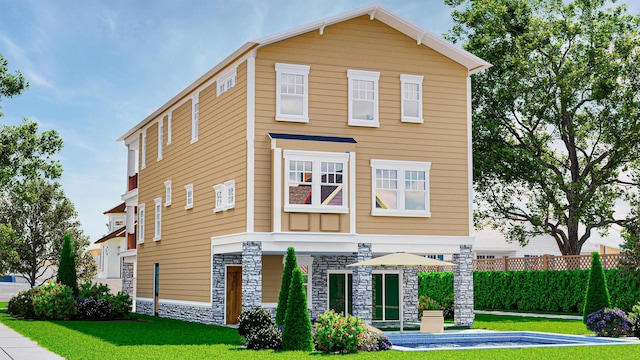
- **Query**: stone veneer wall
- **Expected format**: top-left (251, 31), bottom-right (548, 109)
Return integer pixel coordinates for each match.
top-left (211, 252), bottom-right (242, 324)
top-left (454, 244), bottom-right (474, 326)
top-left (402, 266), bottom-right (419, 323)
top-left (351, 243), bottom-right (372, 323)
top-left (159, 302), bottom-right (214, 324)
top-left (136, 299), bottom-right (153, 316)
top-left (121, 262), bottom-right (134, 297)
top-left (311, 254), bottom-right (353, 318)
top-left (242, 242), bottom-right (262, 310)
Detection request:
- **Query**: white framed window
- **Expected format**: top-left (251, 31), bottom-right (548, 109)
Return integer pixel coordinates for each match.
top-left (400, 74), bottom-right (424, 123)
top-left (371, 159), bottom-right (431, 217)
top-left (153, 198), bottom-right (161, 241)
top-left (213, 180), bottom-right (235, 212)
top-left (284, 150), bottom-right (349, 213)
top-left (217, 67), bottom-right (237, 96)
top-left (477, 255), bottom-right (496, 259)
top-left (347, 69), bottom-right (380, 127)
top-left (191, 94), bottom-right (199, 143)
top-left (167, 112), bottom-right (172, 145)
top-left (275, 63), bottom-right (310, 123)
top-left (164, 180), bottom-right (172, 206)
top-left (141, 130), bottom-right (147, 170)
top-left (114, 219), bottom-right (125, 227)
top-left (138, 204), bottom-right (145, 244)
top-left (185, 184), bottom-right (194, 210)
top-left (99, 246), bottom-right (105, 270)
top-left (157, 119), bottom-right (163, 161)
top-left (288, 255), bottom-right (312, 309)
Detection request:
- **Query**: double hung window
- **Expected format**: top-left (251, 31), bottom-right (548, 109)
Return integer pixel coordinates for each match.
top-left (213, 180), bottom-right (235, 212)
top-left (347, 70), bottom-right (380, 127)
top-left (275, 63), bottom-right (310, 122)
top-left (371, 159), bottom-right (431, 217)
top-left (400, 74), bottom-right (424, 123)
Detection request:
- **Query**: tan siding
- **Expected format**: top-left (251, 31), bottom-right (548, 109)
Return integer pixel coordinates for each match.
top-left (262, 255), bottom-right (283, 302)
top-left (136, 62), bottom-right (248, 302)
top-left (254, 15), bottom-right (470, 236)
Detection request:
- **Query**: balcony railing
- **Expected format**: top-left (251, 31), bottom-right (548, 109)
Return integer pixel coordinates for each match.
top-left (128, 173), bottom-right (138, 191)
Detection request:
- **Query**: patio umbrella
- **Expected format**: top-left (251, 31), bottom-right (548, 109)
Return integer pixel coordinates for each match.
top-left (348, 253), bottom-right (455, 332)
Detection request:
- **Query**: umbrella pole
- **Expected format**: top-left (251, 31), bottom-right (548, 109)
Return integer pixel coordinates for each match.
top-left (400, 267), bottom-right (404, 333)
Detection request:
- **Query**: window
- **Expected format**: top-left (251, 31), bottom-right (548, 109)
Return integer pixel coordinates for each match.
top-left (191, 94), bottom-right (199, 143)
top-left (347, 69), bottom-right (380, 127)
top-left (217, 67), bottom-right (237, 96)
top-left (114, 219), bottom-right (125, 227)
top-left (400, 74), bottom-right (424, 123)
top-left (284, 150), bottom-right (348, 213)
top-left (213, 180), bottom-right (235, 212)
top-left (185, 184), bottom-right (194, 210)
top-left (141, 130), bottom-right (147, 169)
top-left (99, 246), bottom-right (105, 270)
top-left (167, 112), bottom-right (172, 145)
top-left (275, 63), bottom-right (310, 122)
top-left (138, 204), bottom-right (145, 243)
top-left (157, 119), bottom-right (163, 161)
top-left (153, 198), bottom-right (161, 241)
top-left (426, 254), bottom-right (444, 260)
top-left (477, 255), bottom-right (496, 259)
top-left (371, 159), bottom-right (431, 217)
top-left (164, 180), bottom-right (172, 206)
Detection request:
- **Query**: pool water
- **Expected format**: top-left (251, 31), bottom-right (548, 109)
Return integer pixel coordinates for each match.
top-left (386, 331), bottom-right (637, 351)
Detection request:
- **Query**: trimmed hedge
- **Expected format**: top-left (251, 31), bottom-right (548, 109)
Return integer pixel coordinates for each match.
top-left (419, 269), bottom-right (640, 313)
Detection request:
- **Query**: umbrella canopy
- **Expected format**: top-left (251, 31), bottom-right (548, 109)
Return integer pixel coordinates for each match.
top-left (347, 252), bottom-right (454, 267)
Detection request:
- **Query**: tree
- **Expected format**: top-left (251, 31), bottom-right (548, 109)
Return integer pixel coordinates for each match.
top-left (583, 252), bottom-right (611, 322)
top-left (275, 247), bottom-right (298, 326)
top-left (281, 267), bottom-right (314, 351)
top-left (446, 0), bottom-right (640, 254)
top-left (0, 179), bottom-right (96, 287)
top-left (57, 234), bottom-right (78, 295)
top-left (0, 53), bottom-right (28, 115)
top-left (619, 218), bottom-right (640, 279)
top-left (0, 224), bottom-right (20, 275)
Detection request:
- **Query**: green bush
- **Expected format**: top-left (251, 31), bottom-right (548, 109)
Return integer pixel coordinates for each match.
top-left (246, 326), bottom-right (282, 350)
top-left (57, 234), bottom-right (78, 295)
top-left (418, 295), bottom-right (440, 320)
top-left (78, 281), bottom-right (111, 299)
top-left (32, 282), bottom-right (77, 320)
top-left (7, 287), bottom-right (41, 319)
top-left (77, 298), bottom-right (113, 320)
top-left (281, 267), bottom-right (314, 351)
top-left (108, 292), bottom-right (132, 318)
top-left (238, 307), bottom-right (273, 338)
top-left (583, 252), bottom-right (611, 322)
top-left (314, 309), bottom-right (367, 353)
top-left (276, 247), bottom-right (297, 326)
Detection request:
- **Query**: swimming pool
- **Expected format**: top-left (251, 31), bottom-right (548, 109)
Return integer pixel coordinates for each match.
top-left (386, 331), bottom-right (638, 351)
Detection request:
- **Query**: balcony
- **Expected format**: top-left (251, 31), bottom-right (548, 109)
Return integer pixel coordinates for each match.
top-left (128, 173), bottom-right (138, 191)
top-left (127, 230), bottom-right (137, 250)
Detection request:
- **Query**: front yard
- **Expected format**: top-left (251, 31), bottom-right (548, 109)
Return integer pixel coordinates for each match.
top-left (1, 311), bottom-right (639, 359)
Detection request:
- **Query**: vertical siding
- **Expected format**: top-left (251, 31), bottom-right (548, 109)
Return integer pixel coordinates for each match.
top-left (254, 15), bottom-right (470, 236)
top-left (135, 63), bottom-right (248, 301)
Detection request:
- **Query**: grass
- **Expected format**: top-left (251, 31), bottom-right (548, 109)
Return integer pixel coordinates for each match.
top-left (0, 311), bottom-right (639, 359)
top-left (0, 302), bottom-right (7, 309)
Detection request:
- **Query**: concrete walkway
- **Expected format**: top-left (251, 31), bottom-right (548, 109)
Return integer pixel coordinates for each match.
top-left (475, 310), bottom-right (582, 320)
top-left (0, 322), bottom-right (63, 360)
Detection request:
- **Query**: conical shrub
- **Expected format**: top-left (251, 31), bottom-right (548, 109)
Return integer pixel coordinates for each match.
top-left (275, 247), bottom-right (297, 326)
top-left (281, 267), bottom-right (314, 351)
top-left (57, 234), bottom-right (78, 295)
top-left (583, 252), bottom-right (611, 322)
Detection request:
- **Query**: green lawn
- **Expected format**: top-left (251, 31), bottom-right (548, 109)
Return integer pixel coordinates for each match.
top-left (0, 302), bottom-right (7, 309)
top-left (1, 312), bottom-right (638, 359)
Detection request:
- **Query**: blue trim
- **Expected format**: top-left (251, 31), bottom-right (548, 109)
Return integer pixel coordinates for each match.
top-left (268, 132), bottom-right (357, 144)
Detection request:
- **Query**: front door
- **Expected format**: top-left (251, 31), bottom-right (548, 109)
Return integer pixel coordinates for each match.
top-left (226, 266), bottom-right (242, 324)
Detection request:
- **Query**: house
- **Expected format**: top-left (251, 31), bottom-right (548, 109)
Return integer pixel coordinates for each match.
top-left (117, 4), bottom-right (490, 326)
top-left (92, 203), bottom-right (137, 295)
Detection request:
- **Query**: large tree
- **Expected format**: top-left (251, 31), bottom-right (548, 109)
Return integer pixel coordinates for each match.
top-left (0, 179), bottom-right (96, 286)
top-left (446, 0), bottom-right (640, 254)
top-left (0, 53), bottom-right (28, 114)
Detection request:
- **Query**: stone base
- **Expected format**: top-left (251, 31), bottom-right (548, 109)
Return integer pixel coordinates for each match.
top-left (134, 299), bottom-right (214, 324)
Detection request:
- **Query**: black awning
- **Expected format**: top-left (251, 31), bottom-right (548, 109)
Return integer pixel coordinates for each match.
top-left (268, 132), bottom-right (357, 144)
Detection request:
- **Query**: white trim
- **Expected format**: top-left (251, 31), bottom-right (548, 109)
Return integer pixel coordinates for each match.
top-left (371, 270), bottom-right (401, 322)
top-left (224, 264), bottom-right (243, 325)
top-left (275, 63), bottom-right (310, 123)
top-left (400, 74), bottom-right (424, 123)
top-left (157, 119), bottom-right (163, 160)
top-left (164, 180), bottom-right (172, 207)
top-left (370, 159), bottom-right (431, 217)
top-left (273, 147), bottom-right (282, 233)
top-left (261, 302), bottom-right (278, 308)
top-left (216, 66), bottom-right (237, 96)
top-left (140, 130), bottom-right (146, 170)
top-left (167, 112), bottom-right (172, 145)
top-left (213, 180), bottom-right (235, 212)
top-left (158, 298), bottom-right (212, 308)
top-left (349, 152), bottom-right (356, 234)
top-left (247, 53), bottom-right (256, 233)
top-left (283, 150), bottom-right (349, 213)
top-left (185, 184), bottom-right (194, 210)
top-left (137, 204), bottom-right (145, 244)
top-left (467, 76), bottom-right (474, 237)
top-left (136, 297), bottom-right (153, 303)
top-left (347, 69), bottom-right (380, 127)
top-left (225, 180), bottom-right (235, 210)
top-left (153, 198), bottom-right (161, 241)
top-left (191, 94), bottom-right (199, 144)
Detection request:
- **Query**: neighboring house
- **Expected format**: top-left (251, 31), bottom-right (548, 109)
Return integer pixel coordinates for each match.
top-left (93, 203), bottom-right (137, 294)
top-left (117, 4), bottom-right (490, 326)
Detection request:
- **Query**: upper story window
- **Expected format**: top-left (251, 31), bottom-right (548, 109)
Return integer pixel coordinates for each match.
top-left (217, 67), bottom-right (237, 96)
top-left (185, 184), bottom-right (194, 210)
top-left (275, 63), bottom-right (310, 123)
top-left (370, 159), bottom-right (431, 217)
top-left (400, 74), bottom-right (424, 123)
top-left (138, 204), bottom-right (145, 244)
top-left (213, 180), bottom-right (235, 212)
top-left (167, 112), bottom-right (172, 145)
top-left (164, 180), bottom-right (172, 206)
top-left (191, 94), bottom-right (199, 144)
top-left (157, 119), bottom-right (163, 161)
top-left (283, 150), bottom-right (349, 213)
top-left (347, 69), bottom-right (380, 127)
top-left (153, 198), bottom-right (162, 241)
top-left (141, 130), bottom-right (147, 170)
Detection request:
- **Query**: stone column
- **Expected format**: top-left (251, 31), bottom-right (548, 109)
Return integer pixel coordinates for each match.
top-left (352, 243), bottom-right (372, 323)
top-left (242, 242), bottom-right (262, 310)
top-left (211, 253), bottom-right (226, 324)
top-left (121, 262), bottom-right (134, 296)
top-left (454, 244), bottom-right (474, 326)
top-left (402, 266), bottom-right (419, 323)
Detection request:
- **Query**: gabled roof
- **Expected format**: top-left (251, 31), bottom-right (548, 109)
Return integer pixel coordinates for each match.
top-left (94, 226), bottom-right (126, 244)
top-left (118, 3), bottom-right (491, 142)
top-left (104, 202), bottom-right (126, 215)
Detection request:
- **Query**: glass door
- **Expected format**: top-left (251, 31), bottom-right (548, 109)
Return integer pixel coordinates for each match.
top-left (372, 273), bottom-right (399, 321)
top-left (328, 273), bottom-right (352, 315)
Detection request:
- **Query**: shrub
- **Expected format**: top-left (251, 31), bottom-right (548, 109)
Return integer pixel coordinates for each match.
top-left (7, 287), bottom-right (40, 319)
top-left (238, 307), bottom-right (273, 338)
top-left (281, 267), bottom-right (314, 351)
top-left (246, 326), bottom-right (282, 350)
top-left (418, 295), bottom-right (440, 319)
top-left (633, 316), bottom-right (640, 338)
top-left (378, 334), bottom-right (392, 350)
top-left (440, 294), bottom-right (455, 320)
top-left (77, 298), bottom-right (113, 320)
top-left (57, 234), bottom-right (78, 295)
top-left (78, 281), bottom-right (111, 300)
top-left (358, 331), bottom-right (379, 352)
top-left (585, 308), bottom-right (632, 337)
top-left (32, 282), bottom-right (77, 320)
top-left (583, 253), bottom-right (611, 323)
top-left (315, 309), bottom-right (366, 353)
top-left (108, 292), bottom-right (132, 318)
top-left (276, 247), bottom-right (297, 326)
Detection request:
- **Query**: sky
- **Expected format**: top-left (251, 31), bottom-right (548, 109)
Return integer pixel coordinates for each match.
top-left (0, 0), bottom-right (636, 250)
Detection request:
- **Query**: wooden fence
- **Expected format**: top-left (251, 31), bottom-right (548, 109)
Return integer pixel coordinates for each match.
top-left (419, 253), bottom-right (622, 272)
